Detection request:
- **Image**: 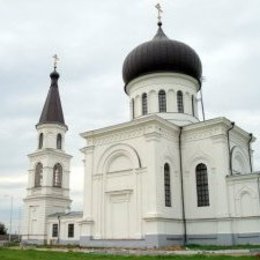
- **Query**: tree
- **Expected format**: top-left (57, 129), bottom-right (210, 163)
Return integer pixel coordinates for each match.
top-left (0, 222), bottom-right (7, 235)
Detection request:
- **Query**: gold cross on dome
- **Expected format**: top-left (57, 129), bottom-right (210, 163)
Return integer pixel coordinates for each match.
top-left (155, 3), bottom-right (163, 23)
top-left (53, 54), bottom-right (59, 69)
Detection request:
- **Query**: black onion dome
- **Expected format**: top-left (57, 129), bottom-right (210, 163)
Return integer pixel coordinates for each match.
top-left (123, 24), bottom-right (202, 86)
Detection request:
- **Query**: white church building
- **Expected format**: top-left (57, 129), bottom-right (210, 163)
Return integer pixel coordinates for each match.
top-left (22, 12), bottom-right (260, 247)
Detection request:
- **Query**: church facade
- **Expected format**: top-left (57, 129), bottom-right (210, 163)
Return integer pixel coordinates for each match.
top-left (22, 17), bottom-right (260, 247)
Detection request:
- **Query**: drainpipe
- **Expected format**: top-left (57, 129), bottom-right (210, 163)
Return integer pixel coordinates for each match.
top-left (200, 87), bottom-right (206, 121)
top-left (179, 127), bottom-right (187, 245)
top-left (257, 176), bottom-right (260, 207)
top-left (57, 215), bottom-right (60, 245)
top-left (227, 122), bottom-right (235, 175)
top-left (248, 133), bottom-right (253, 173)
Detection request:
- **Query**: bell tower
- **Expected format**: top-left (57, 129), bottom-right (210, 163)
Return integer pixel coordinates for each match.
top-left (22, 58), bottom-right (72, 244)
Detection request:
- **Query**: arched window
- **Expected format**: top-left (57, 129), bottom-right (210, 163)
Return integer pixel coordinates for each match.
top-left (191, 95), bottom-right (195, 116)
top-left (53, 163), bottom-right (62, 188)
top-left (158, 90), bottom-right (167, 112)
top-left (57, 134), bottom-right (62, 150)
top-left (35, 162), bottom-right (43, 187)
top-left (177, 91), bottom-right (184, 113)
top-left (131, 98), bottom-right (135, 119)
top-left (164, 163), bottom-right (171, 207)
top-left (38, 133), bottom-right (43, 149)
top-left (196, 163), bottom-right (210, 207)
top-left (142, 93), bottom-right (148, 115)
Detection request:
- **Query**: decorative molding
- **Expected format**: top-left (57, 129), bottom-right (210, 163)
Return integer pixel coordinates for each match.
top-left (183, 126), bottom-right (223, 142)
top-left (126, 73), bottom-right (200, 95)
top-left (79, 219), bottom-right (94, 225)
top-left (28, 149), bottom-right (72, 159)
top-left (235, 185), bottom-right (257, 200)
top-left (94, 127), bottom-right (145, 146)
top-left (144, 132), bottom-right (162, 142)
top-left (143, 217), bottom-right (182, 222)
top-left (106, 189), bottom-right (133, 203)
top-left (226, 172), bottom-right (260, 182)
top-left (81, 145), bottom-right (95, 154)
top-left (106, 169), bottom-right (133, 177)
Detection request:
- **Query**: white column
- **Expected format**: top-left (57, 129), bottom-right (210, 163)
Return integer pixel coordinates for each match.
top-left (83, 146), bottom-right (95, 220)
top-left (135, 95), bottom-right (141, 117)
top-left (167, 89), bottom-right (175, 112)
top-left (149, 90), bottom-right (157, 113)
top-left (185, 92), bottom-right (192, 115)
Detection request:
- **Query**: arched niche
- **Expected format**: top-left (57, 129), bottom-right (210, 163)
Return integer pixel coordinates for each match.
top-left (96, 143), bottom-right (142, 174)
top-left (231, 146), bottom-right (248, 174)
top-left (235, 186), bottom-right (257, 217)
top-left (107, 154), bottom-right (132, 173)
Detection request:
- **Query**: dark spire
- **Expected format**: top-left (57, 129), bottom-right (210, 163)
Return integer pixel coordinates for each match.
top-left (153, 4), bottom-right (168, 40)
top-left (37, 68), bottom-right (66, 128)
top-left (153, 23), bottom-right (169, 40)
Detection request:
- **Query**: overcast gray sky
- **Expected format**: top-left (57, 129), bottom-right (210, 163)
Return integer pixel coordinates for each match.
top-left (0, 0), bottom-right (260, 233)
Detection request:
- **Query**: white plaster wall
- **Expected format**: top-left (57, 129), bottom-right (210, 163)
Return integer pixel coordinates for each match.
top-left (182, 120), bottom-right (230, 220)
top-left (182, 119), bottom-right (260, 236)
top-left (227, 175), bottom-right (260, 218)
top-left (22, 201), bottom-right (46, 240)
top-left (47, 217), bottom-right (81, 244)
top-left (80, 115), bottom-right (260, 240)
top-left (81, 116), bottom-right (184, 239)
top-left (126, 73), bottom-right (200, 126)
top-left (36, 124), bottom-right (67, 150)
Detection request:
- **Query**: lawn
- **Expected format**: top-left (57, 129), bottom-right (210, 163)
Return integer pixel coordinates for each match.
top-left (0, 248), bottom-right (258, 260)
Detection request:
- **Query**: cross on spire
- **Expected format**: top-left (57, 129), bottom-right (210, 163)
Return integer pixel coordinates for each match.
top-left (52, 54), bottom-right (59, 70)
top-left (155, 3), bottom-right (163, 25)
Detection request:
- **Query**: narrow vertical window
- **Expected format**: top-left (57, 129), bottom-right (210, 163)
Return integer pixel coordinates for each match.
top-left (38, 133), bottom-right (43, 149)
top-left (53, 163), bottom-right (62, 188)
top-left (177, 91), bottom-right (184, 113)
top-left (192, 95), bottom-right (195, 116)
top-left (142, 93), bottom-right (148, 115)
top-left (35, 162), bottom-right (43, 187)
top-left (68, 224), bottom-right (74, 238)
top-left (52, 223), bottom-right (58, 237)
top-left (164, 163), bottom-right (171, 207)
top-left (158, 90), bottom-right (167, 112)
top-left (132, 98), bottom-right (135, 119)
top-left (57, 134), bottom-right (62, 150)
top-left (196, 163), bottom-right (210, 207)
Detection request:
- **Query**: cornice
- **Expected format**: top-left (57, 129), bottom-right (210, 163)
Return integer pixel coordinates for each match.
top-left (183, 117), bottom-right (254, 143)
top-left (125, 72), bottom-right (200, 95)
top-left (23, 195), bottom-right (72, 202)
top-left (80, 114), bottom-right (179, 140)
top-left (226, 172), bottom-right (260, 182)
top-left (28, 148), bottom-right (72, 159)
top-left (36, 123), bottom-right (68, 132)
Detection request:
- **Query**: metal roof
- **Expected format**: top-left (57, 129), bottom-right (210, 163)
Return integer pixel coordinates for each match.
top-left (48, 211), bottom-right (83, 218)
top-left (37, 70), bottom-right (66, 127)
top-left (122, 24), bottom-right (202, 86)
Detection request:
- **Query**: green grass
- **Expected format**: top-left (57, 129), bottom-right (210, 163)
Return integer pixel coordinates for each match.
top-left (0, 248), bottom-right (258, 260)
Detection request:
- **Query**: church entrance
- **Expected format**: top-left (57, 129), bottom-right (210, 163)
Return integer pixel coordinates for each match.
top-left (105, 190), bottom-right (132, 239)
top-left (111, 200), bottom-right (128, 238)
